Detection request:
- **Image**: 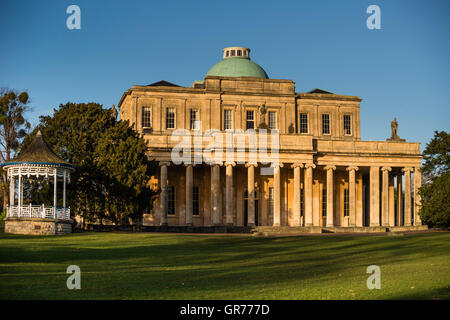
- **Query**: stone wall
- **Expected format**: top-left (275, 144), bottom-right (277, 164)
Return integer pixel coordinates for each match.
top-left (5, 218), bottom-right (73, 235)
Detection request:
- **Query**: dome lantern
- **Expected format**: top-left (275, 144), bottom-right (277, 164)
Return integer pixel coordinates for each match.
top-left (206, 46), bottom-right (269, 79)
top-left (222, 47), bottom-right (251, 59)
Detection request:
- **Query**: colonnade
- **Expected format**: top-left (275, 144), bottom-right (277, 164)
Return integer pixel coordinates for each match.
top-left (157, 162), bottom-right (423, 228)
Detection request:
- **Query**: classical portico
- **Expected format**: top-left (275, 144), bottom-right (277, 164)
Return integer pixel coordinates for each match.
top-left (148, 160), bottom-right (423, 230)
top-left (117, 46), bottom-right (425, 232)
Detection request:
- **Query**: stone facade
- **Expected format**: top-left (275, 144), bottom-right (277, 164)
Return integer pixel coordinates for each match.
top-left (5, 218), bottom-right (73, 235)
top-left (117, 47), bottom-right (424, 231)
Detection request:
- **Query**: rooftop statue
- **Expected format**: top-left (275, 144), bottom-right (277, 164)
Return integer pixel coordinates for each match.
top-left (387, 117), bottom-right (405, 142)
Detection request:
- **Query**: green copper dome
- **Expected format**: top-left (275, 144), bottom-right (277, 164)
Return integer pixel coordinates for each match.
top-left (206, 47), bottom-right (269, 79)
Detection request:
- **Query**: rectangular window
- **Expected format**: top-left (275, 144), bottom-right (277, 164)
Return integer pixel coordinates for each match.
top-left (190, 109), bottom-right (199, 130)
top-left (268, 187), bottom-right (274, 216)
top-left (322, 189), bottom-right (327, 217)
top-left (246, 110), bottom-right (255, 130)
top-left (344, 115), bottom-right (352, 135)
top-left (322, 114), bottom-right (330, 135)
top-left (344, 189), bottom-right (349, 217)
top-left (193, 186), bottom-right (199, 216)
top-left (300, 113), bottom-right (308, 134)
top-left (166, 108), bottom-right (176, 129)
top-left (268, 111), bottom-right (277, 130)
top-left (224, 109), bottom-right (232, 130)
top-left (167, 186), bottom-right (175, 215)
top-left (142, 106), bottom-right (152, 128)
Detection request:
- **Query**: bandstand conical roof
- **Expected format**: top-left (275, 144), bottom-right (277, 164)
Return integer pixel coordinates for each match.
top-left (2, 130), bottom-right (72, 168)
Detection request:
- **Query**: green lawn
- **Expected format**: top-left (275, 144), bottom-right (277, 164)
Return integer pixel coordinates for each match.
top-left (0, 231), bottom-right (449, 299)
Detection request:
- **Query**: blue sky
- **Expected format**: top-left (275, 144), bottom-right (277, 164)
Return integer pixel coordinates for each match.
top-left (1, 0), bottom-right (449, 149)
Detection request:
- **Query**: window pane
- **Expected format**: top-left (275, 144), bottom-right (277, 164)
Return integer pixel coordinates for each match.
top-left (142, 107), bottom-right (151, 128)
top-left (166, 108), bottom-right (175, 129)
top-left (246, 110), bottom-right (254, 130)
top-left (300, 113), bottom-right (308, 134)
top-left (167, 186), bottom-right (175, 215)
top-left (322, 114), bottom-right (330, 135)
top-left (224, 109), bottom-right (232, 130)
top-left (268, 111), bottom-right (277, 129)
top-left (344, 115), bottom-right (352, 135)
top-left (190, 109), bottom-right (199, 130)
top-left (322, 189), bottom-right (327, 217)
top-left (193, 186), bottom-right (199, 215)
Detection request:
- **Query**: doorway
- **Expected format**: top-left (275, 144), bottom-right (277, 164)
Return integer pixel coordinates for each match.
top-left (244, 188), bottom-right (259, 226)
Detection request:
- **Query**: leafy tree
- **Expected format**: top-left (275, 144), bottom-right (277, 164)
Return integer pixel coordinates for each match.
top-left (22, 102), bottom-right (156, 225)
top-left (0, 88), bottom-right (31, 210)
top-left (418, 131), bottom-right (450, 228)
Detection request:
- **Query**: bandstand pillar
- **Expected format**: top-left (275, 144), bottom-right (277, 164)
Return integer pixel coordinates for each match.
top-left (63, 169), bottom-right (67, 210)
top-left (9, 175), bottom-right (14, 207)
top-left (54, 168), bottom-right (58, 219)
top-left (18, 168), bottom-right (22, 216)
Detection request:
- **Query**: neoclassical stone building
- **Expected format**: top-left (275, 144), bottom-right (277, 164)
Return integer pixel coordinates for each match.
top-left (118, 46), bottom-right (424, 231)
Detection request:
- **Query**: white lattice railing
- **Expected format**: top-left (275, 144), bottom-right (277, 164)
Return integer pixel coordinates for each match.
top-left (7, 205), bottom-right (70, 220)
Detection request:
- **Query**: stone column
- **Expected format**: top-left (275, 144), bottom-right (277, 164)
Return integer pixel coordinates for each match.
top-left (369, 166), bottom-right (380, 226)
top-left (211, 163), bottom-right (222, 226)
top-left (225, 162), bottom-right (235, 225)
top-left (346, 166), bottom-right (359, 226)
top-left (246, 163), bottom-right (257, 226)
top-left (159, 162), bottom-right (169, 226)
top-left (397, 174), bottom-right (403, 226)
top-left (304, 163), bottom-right (316, 227)
top-left (403, 167), bottom-right (412, 226)
top-left (273, 164), bottom-right (282, 226)
top-left (388, 175), bottom-right (395, 226)
top-left (324, 166), bottom-right (336, 227)
top-left (185, 164), bottom-right (193, 226)
top-left (381, 167), bottom-right (391, 226)
top-left (413, 167), bottom-right (422, 226)
top-left (292, 163), bottom-right (303, 227)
